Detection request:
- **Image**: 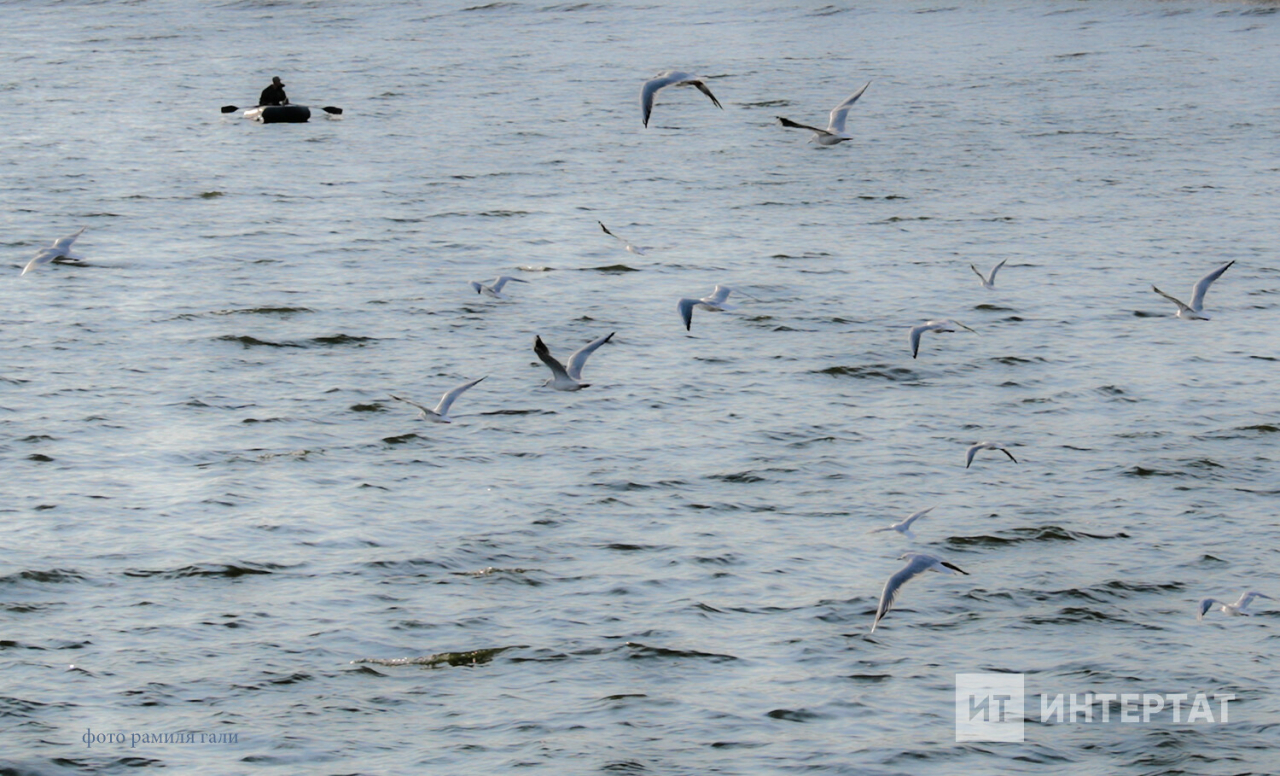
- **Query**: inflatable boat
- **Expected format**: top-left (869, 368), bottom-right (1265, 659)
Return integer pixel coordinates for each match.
top-left (243, 104), bottom-right (312, 123)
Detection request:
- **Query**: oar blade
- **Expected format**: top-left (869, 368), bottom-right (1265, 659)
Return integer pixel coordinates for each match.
top-left (322, 106), bottom-right (343, 115)
top-left (220, 105), bottom-right (240, 114)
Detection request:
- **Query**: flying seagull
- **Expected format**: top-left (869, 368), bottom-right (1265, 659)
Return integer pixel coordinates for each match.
top-left (641, 71), bottom-right (722, 128)
top-left (775, 82), bottom-right (870, 146)
top-left (909, 319), bottom-right (976, 358)
top-left (868, 506), bottom-right (937, 540)
top-left (534, 332), bottom-right (614, 391)
top-left (871, 552), bottom-right (969, 633)
top-left (391, 377), bottom-right (486, 424)
top-left (971, 259), bottom-right (1008, 290)
top-left (965, 442), bottom-right (1018, 469)
top-left (469, 275), bottom-right (528, 299)
top-left (598, 221), bottom-right (647, 256)
top-left (21, 227), bottom-right (87, 276)
top-left (1198, 591), bottom-right (1271, 620)
top-left (677, 285), bottom-right (748, 331)
top-left (1152, 260), bottom-right (1235, 320)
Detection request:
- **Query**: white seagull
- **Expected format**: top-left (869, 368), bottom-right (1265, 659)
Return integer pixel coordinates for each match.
top-left (869, 506), bottom-right (937, 540)
top-left (776, 82), bottom-right (870, 146)
top-left (971, 259), bottom-right (1008, 290)
top-left (871, 552), bottom-right (970, 634)
top-left (391, 377), bottom-right (486, 424)
top-left (534, 332), bottom-right (614, 391)
top-left (965, 442), bottom-right (1018, 469)
top-left (598, 222), bottom-right (647, 256)
top-left (1197, 591), bottom-right (1271, 620)
top-left (641, 70), bottom-right (723, 128)
top-left (677, 285), bottom-right (750, 331)
top-left (469, 276), bottom-right (528, 299)
top-left (1152, 260), bottom-right (1235, 320)
top-left (909, 319), bottom-right (976, 359)
top-left (21, 227), bottom-right (87, 276)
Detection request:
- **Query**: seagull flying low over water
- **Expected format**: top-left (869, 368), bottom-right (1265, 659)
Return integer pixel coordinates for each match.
top-left (971, 259), bottom-right (1007, 290)
top-left (640, 71), bottom-right (722, 128)
top-left (534, 332), bottom-right (614, 391)
top-left (469, 276), bottom-right (528, 299)
top-left (21, 227), bottom-right (87, 276)
top-left (391, 377), bottom-right (486, 424)
top-left (909, 319), bottom-right (976, 359)
top-left (775, 82), bottom-right (870, 146)
top-left (677, 285), bottom-right (746, 331)
top-left (598, 222), bottom-right (647, 256)
top-left (871, 552), bottom-right (969, 634)
top-left (965, 441), bottom-right (1018, 469)
top-left (869, 506), bottom-right (937, 540)
top-left (1198, 591), bottom-right (1271, 620)
top-left (1152, 260), bottom-right (1234, 320)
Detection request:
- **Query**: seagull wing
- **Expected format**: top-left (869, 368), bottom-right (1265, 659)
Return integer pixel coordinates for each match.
top-left (390, 394), bottom-right (434, 416)
top-left (691, 79), bottom-right (722, 110)
top-left (1197, 598), bottom-right (1219, 620)
top-left (50, 227), bottom-right (86, 253)
top-left (965, 444), bottom-right (980, 469)
top-left (703, 285), bottom-right (733, 305)
top-left (871, 555), bottom-right (934, 633)
top-left (566, 332), bottom-right (614, 381)
top-left (827, 82), bottom-right (870, 135)
top-left (640, 71), bottom-right (690, 127)
top-left (1000, 447), bottom-right (1019, 464)
top-left (677, 298), bottom-right (698, 331)
top-left (490, 276), bottom-right (526, 294)
top-left (1188, 260), bottom-right (1234, 312)
top-left (1152, 286), bottom-right (1192, 315)
top-left (897, 506), bottom-right (936, 531)
top-left (21, 248), bottom-right (61, 276)
top-left (777, 116), bottom-right (830, 135)
top-left (970, 264), bottom-right (989, 284)
top-left (950, 319), bottom-right (977, 334)
top-left (1233, 591), bottom-right (1270, 611)
top-left (987, 259), bottom-right (1008, 285)
top-left (434, 376), bottom-right (485, 416)
top-left (909, 324), bottom-right (930, 358)
top-left (534, 336), bottom-right (572, 383)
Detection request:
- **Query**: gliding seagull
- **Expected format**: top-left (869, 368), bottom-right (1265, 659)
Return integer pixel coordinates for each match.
top-left (775, 82), bottom-right (870, 146)
top-left (391, 377), bottom-right (486, 424)
top-left (909, 319), bottom-right (976, 359)
top-left (871, 552), bottom-right (969, 633)
top-left (534, 332), bottom-right (614, 391)
top-left (469, 276), bottom-right (528, 299)
top-left (21, 227), bottom-right (87, 276)
top-left (869, 506), bottom-right (937, 540)
top-left (1152, 260), bottom-right (1235, 320)
top-left (641, 71), bottom-right (722, 128)
top-left (1197, 591), bottom-right (1271, 620)
top-left (677, 285), bottom-right (747, 331)
top-left (971, 259), bottom-right (1008, 290)
top-left (965, 442), bottom-right (1018, 469)
top-left (598, 222), bottom-right (647, 256)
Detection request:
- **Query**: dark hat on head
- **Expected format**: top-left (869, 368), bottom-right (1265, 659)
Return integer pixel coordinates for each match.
top-left (272, 76), bottom-right (284, 86)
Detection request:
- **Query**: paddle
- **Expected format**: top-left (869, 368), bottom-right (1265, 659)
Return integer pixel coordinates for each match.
top-left (220, 105), bottom-right (343, 115)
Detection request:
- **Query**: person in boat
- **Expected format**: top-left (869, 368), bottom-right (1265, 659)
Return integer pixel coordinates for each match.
top-left (259, 77), bottom-right (289, 107)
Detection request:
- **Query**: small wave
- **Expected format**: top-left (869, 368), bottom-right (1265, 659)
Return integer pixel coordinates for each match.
top-left (947, 526), bottom-right (1128, 547)
top-left (354, 646), bottom-right (521, 668)
top-left (122, 563), bottom-right (285, 579)
top-left (625, 642), bottom-right (738, 662)
top-left (582, 264), bottom-right (640, 273)
top-left (0, 569), bottom-right (85, 585)
top-left (813, 364), bottom-right (918, 381)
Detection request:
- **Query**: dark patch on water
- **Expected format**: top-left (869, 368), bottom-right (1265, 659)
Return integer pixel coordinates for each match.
top-left (123, 563), bottom-right (284, 579)
top-left (583, 264), bottom-right (640, 273)
top-left (26, 454), bottom-right (53, 462)
top-left (0, 569), bottom-right (84, 585)
top-left (382, 433), bottom-right (420, 444)
top-left (625, 642), bottom-right (738, 662)
top-left (813, 364), bottom-right (918, 381)
top-left (354, 646), bottom-right (520, 668)
top-left (350, 403), bottom-right (385, 412)
top-left (947, 525), bottom-right (1127, 548)
top-left (215, 335), bottom-right (301, 349)
top-left (766, 708), bottom-right (822, 722)
top-left (708, 471), bottom-right (766, 483)
top-left (311, 334), bottom-right (374, 347)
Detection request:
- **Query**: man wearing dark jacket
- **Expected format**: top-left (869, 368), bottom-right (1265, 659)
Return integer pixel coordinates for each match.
top-left (259, 77), bottom-right (289, 106)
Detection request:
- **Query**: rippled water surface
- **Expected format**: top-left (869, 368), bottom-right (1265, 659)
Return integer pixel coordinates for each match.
top-left (2, 1), bottom-right (1279, 774)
